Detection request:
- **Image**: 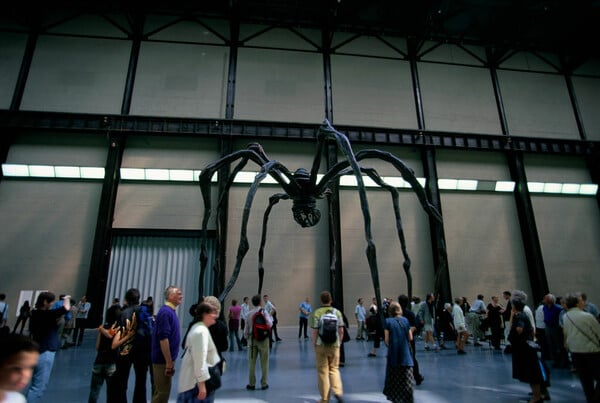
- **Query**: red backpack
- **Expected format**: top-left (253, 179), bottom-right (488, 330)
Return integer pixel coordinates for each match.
top-left (252, 309), bottom-right (271, 341)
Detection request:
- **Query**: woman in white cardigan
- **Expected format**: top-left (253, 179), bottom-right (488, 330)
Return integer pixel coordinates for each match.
top-left (177, 302), bottom-right (221, 403)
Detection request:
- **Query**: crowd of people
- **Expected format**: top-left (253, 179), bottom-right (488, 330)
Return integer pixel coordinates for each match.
top-left (0, 287), bottom-right (599, 403)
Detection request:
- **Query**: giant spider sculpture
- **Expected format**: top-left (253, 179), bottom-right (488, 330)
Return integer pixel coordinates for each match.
top-left (198, 120), bottom-right (443, 311)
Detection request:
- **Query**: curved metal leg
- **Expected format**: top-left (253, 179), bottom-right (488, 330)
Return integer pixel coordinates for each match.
top-left (257, 193), bottom-right (290, 294)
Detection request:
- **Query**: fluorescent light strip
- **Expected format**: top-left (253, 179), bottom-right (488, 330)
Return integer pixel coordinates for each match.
top-left (2, 164), bottom-right (597, 196)
top-left (495, 181), bottom-right (515, 192)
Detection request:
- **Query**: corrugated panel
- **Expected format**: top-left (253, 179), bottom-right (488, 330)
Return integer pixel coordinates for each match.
top-left (104, 236), bottom-right (215, 319)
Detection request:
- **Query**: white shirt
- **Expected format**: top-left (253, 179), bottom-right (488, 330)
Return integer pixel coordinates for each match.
top-left (241, 302), bottom-right (250, 321)
top-left (535, 305), bottom-right (546, 329)
top-left (263, 301), bottom-right (275, 315)
top-left (76, 302), bottom-right (91, 319)
top-left (2, 391), bottom-right (26, 403)
top-left (452, 304), bottom-right (466, 330)
top-left (177, 322), bottom-right (221, 393)
top-left (469, 299), bottom-right (486, 314)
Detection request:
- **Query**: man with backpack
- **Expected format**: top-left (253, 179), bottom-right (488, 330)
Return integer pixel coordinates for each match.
top-left (243, 294), bottom-right (273, 391)
top-left (311, 290), bottom-right (344, 403)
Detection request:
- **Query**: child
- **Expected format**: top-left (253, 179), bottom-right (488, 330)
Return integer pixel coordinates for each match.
top-left (0, 334), bottom-right (40, 403)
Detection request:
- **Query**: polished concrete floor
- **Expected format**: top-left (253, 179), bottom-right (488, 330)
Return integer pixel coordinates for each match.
top-left (41, 326), bottom-right (587, 402)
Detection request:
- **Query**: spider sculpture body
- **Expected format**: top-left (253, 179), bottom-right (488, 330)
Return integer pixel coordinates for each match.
top-left (198, 120), bottom-right (443, 311)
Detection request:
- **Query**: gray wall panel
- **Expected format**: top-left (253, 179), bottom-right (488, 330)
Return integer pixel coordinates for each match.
top-left (531, 196), bottom-right (600, 304)
top-left (7, 132), bottom-right (107, 166)
top-left (0, 32), bottom-right (27, 108)
top-left (441, 192), bottom-right (531, 304)
top-left (497, 70), bottom-right (579, 139)
top-left (235, 48), bottom-right (324, 123)
top-left (130, 42), bottom-right (228, 118)
top-left (572, 76), bottom-right (600, 141)
top-left (123, 136), bottom-right (220, 169)
top-left (114, 183), bottom-right (204, 229)
top-left (419, 63), bottom-right (501, 134)
top-left (331, 55), bottom-right (416, 129)
top-left (524, 155), bottom-right (591, 183)
top-left (21, 36), bottom-right (130, 114)
top-left (436, 150), bottom-right (510, 181)
top-left (341, 189), bottom-right (434, 314)
top-left (0, 181), bottom-right (101, 312)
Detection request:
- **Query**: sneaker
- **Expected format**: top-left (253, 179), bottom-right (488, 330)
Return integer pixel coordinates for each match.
top-left (457, 350), bottom-right (467, 355)
top-left (334, 395), bottom-right (344, 403)
top-left (368, 352), bottom-right (377, 357)
top-left (261, 385), bottom-right (269, 390)
top-left (246, 385), bottom-right (255, 390)
top-left (424, 345), bottom-right (431, 351)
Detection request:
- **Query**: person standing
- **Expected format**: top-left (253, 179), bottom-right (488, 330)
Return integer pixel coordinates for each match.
top-left (263, 295), bottom-right (282, 342)
top-left (244, 294), bottom-right (273, 390)
top-left (417, 294), bottom-right (438, 351)
top-left (508, 291), bottom-right (549, 403)
top-left (240, 297), bottom-right (250, 347)
top-left (299, 297), bottom-right (312, 339)
top-left (398, 295), bottom-right (424, 385)
top-left (311, 291), bottom-right (344, 403)
top-left (0, 294), bottom-right (9, 334)
top-left (453, 297), bottom-right (469, 355)
top-left (151, 286), bottom-right (183, 403)
top-left (73, 296), bottom-right (91, 346)
top-left (228, 299), bottom-right (243, 351)
top-left (502, 291), bottom-right (513, 353)
top-left (487, 296), bottom-right (504, 350)
top-left (543, 293), bottom-right (564, 368)
top-left (383, 301), bottom-right (414, 403)
top-left (466, 294), bottom-right (487, 346)
top-left (88, 304), bottom-right (120, 403)
top-left (26, 292), bottom-right (71, 402)
top-left (562, 292), bottom-right (600, 403)
top-left (112, 288), bottom-right (154, 403)
top-left (177, 302), bottom-right (221, 403)
top-left (12, 300), bottom-right (31, 335)
top-left (354, 298), bottom-right (367, 341)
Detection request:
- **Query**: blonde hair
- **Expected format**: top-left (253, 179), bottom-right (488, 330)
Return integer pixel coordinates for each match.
top-left (388, 301), bottom-right (402, 317)
top-left (203, 296), bottom-right (221, 315)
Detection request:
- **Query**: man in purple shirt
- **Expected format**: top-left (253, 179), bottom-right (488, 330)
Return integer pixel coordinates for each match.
top-left (543, 293), bottom-right (564, 368)
top-left (151, 286), bottom-right (183, 403)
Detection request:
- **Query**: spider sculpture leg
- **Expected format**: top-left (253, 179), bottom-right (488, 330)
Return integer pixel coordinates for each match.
top-left (198, 149), bottom-right (296, 298)
top-left (216, 160), bottom-right (296, 302)
top-left (257, 193), bottom-right (290, 294)
top-left (316, 146), bottom-right (444, 302)
top-left (317, 121), bottom-right (385, 320)
top-left (333, 166), bottom-right (414, 299)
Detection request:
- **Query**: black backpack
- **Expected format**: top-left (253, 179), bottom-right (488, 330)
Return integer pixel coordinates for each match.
top-left (318, 308), bottom-right (339, 344)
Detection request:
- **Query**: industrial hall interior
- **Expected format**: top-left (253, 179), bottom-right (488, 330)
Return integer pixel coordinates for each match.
top-left (0, 1), bottom-right (599, 403)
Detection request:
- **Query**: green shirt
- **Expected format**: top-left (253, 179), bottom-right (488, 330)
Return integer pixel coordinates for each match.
top-left (311, 306), bottom-right (344, 347)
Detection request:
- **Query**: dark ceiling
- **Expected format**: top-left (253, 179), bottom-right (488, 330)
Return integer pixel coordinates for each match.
top-left (6, 0), bottom-right (600, 65)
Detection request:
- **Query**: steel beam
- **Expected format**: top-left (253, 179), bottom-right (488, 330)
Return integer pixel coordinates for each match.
top-left (1, 110), bottom-right (594, 156)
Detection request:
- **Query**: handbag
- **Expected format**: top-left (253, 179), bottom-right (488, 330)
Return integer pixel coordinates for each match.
top-left (205, 364), bottom-right (222, 393)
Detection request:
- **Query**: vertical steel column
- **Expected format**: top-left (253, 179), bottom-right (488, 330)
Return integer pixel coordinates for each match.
top-left (2, 28), bottom-right (39, 181)
top-left (212, 15), bottom-right (240, 297)
top-left (322, 27), bottom-right (343, 307)
top-left (409, 38), bottom-right (452, 302)
top-left (487, 47), bottom-right (549, 304)
top-left (85, 15), bottom-right (143, 325)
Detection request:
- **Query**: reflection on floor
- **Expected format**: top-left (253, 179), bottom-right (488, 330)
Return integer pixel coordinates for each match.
top-left (43, 326), bottom-right (586, 402)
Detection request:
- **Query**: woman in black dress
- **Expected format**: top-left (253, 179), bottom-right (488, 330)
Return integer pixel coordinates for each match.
top-left (508, 292), bottom-right (549, 403)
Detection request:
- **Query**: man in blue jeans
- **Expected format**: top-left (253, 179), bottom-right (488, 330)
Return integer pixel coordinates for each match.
top-left (27, 292), bottom-right (71, 402)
